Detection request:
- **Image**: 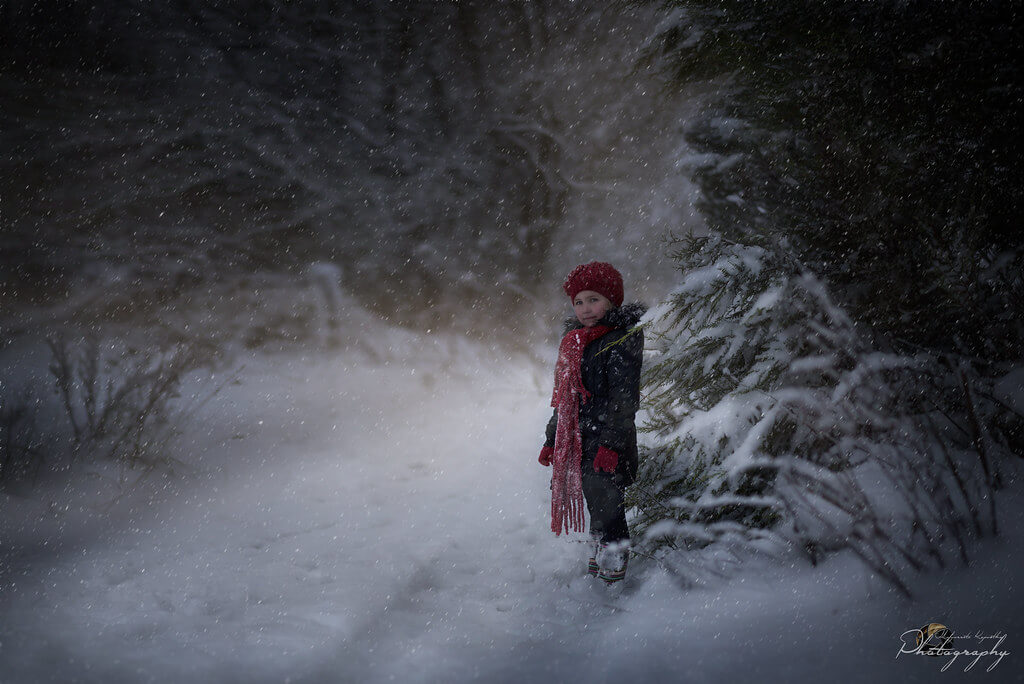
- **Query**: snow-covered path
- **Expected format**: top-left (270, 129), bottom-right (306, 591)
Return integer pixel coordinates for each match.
top-left (2, 339), bottom-right (1022, 683)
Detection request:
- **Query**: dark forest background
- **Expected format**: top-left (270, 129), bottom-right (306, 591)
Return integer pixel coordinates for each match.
top-left (1, 0), bottom-right (685, 353)
top-left (649, 0), bottom-right (1023, 364)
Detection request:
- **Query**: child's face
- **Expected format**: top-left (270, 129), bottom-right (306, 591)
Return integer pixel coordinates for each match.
top-left (573, 290), bottom-right (613, 327)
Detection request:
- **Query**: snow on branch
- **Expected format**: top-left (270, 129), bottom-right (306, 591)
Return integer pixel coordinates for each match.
top-left (630, 232), bottom-right (1003, 596)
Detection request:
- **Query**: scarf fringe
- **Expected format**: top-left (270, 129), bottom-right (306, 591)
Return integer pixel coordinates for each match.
top-left (549, 324), bottom-right (611, 536)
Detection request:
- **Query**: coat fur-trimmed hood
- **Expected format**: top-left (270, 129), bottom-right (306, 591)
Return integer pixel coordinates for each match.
top-left (562, 301), bottom-right (647, 335)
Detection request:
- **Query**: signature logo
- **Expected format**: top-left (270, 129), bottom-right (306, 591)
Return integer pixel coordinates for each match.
top-left (898, 622), bottom-right (1010, 672)
top-left (915, 622), bottom-right (953, 654)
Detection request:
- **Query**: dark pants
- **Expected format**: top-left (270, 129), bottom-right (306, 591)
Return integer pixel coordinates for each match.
top-left (582, 467), bottom-right (629, 544)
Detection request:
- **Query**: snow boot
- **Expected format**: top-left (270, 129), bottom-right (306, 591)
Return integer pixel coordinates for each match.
top-left (587, 535), bottom-right (601, 577)
top-left (597, 540), bottom-right (629, 585)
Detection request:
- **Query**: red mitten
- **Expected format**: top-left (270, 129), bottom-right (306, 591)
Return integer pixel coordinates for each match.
top-left (538, 445), bottom-right (554, 467)
top-left (593, 446), bottom-right (619, 473)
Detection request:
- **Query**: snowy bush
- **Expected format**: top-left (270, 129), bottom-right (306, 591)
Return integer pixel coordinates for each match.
top-left (622, 0), bottom-right (1023, 595)
top-left (630, 233), bottom-right (1007, 594)
top-left (0, 334), bottom-right (221, 492)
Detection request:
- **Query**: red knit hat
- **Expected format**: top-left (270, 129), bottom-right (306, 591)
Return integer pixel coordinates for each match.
top-left (562, 261), bottom-right (624, 307)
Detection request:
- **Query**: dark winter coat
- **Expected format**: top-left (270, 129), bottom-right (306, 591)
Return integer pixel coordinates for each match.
top-left (544, 302), bottom-right (646, 486)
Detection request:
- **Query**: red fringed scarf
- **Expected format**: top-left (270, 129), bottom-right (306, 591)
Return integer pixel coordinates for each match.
top-left (549, 324), bottom-right (612, 535)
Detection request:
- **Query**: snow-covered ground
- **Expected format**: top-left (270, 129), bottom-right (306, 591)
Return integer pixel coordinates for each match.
top-left (2, 332), bottom-right (1022, 683)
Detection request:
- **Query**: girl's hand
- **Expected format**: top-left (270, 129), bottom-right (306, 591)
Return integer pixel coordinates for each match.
top-left (593, 446), bottom-right (619, 473)
top-left (538, 445), bottom-right (554, 467)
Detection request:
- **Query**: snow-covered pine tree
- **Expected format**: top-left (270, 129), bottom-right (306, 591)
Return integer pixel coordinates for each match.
top-left (631, 233), bottom-right (999, 595)
top-left (637, 1), bottom-right (1024, 365)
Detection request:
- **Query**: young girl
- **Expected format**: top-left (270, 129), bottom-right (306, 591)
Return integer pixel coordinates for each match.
top-left (538, 261), bottom-right (646, 584)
